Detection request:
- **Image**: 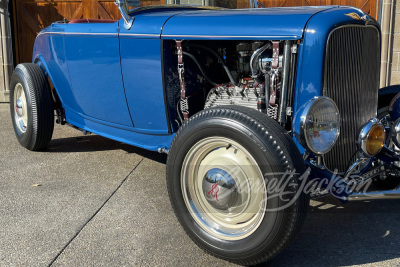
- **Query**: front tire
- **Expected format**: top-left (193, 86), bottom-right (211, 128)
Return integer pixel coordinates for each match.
top-left (166, 106), bottom-right (309, 265)
top-left (10, 63), bottom-right (54, 151)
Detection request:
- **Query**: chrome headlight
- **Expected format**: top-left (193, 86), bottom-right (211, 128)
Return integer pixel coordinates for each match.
top-left (392, 118), bottom-right (400, 148)
top-left (358, 118), bottom-right (385, 157)
top-left (298, 97), bottom-right (340, 155)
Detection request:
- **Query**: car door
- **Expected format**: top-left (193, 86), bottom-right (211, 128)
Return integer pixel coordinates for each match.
top-left (65, 21), bottom-right (133, 127)
top-left (118, 12), bottom-right (180, 134)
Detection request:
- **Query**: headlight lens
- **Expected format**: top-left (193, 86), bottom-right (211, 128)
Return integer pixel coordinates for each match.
top-left (299, 97), bottom-right (340, 154)
top-left (359, 119), bottom-right (385, 157)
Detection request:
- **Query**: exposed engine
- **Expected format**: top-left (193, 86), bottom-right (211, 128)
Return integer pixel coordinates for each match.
top-left (204, 81), bottom-right (280, 120)
top-left (203, 41), bottom-right (290, 122)
top-left (166, 40), bottom-right (296, 129)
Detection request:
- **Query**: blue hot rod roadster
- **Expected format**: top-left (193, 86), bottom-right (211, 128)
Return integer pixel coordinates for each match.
top-left (10, 0), bottom-right (400, 264)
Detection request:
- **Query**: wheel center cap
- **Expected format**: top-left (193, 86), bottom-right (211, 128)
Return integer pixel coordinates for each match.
top-left (16, 99), bottom-right (23, 117)
top-left (202, 168), bottom-right (238, 210)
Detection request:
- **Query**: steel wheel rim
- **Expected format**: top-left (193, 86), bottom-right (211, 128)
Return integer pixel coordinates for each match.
top-left (14, 83), bottom-right (28, 133)
top-left (181, 137), bottom-right (267, 241)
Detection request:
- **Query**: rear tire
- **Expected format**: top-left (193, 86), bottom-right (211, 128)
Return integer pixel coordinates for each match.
top-left (166, 106), bottom-right (309, 265)
top-left (10, 63), bottom-right (54, 151)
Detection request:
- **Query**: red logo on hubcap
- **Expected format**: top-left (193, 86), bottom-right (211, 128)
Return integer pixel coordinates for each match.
top-left (208, 183), bottom-right (219, 201)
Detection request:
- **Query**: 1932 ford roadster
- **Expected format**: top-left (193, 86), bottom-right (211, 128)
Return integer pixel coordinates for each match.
top-left (10, 0), bottom-right (400, 264)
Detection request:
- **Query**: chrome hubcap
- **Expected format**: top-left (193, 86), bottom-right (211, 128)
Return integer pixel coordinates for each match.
top-left (14, 83), bottom-right (28, 133)
top-left (202, 168), bottom-right (238, 210)
top-left (16, 99), bottom-right (23, 117)
top-left (181, 137), bottom-right (267, 241)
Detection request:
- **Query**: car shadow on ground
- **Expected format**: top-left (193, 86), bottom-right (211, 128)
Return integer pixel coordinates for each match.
top-left (47, 134), bottom-right (400, 266)
top-left (261, 196), bottom-right (400, 266)
top-left (46, 134), bottom-right (167, 164)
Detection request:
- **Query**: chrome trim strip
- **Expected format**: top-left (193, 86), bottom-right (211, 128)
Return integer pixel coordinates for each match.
top-left (37, 32), bottom-right (118, 37)
top-left (161, 34), bottom-right (300, 39)
top-left (38, 33), bottom-right (299, 39)
top-left (37, 32), bottom-right (63, 37)
top-left (119, 33), bottom-right (160, 37)
top-left (38, 32), bottom-right (298, 39)
top-left (37, 32), bottom-right (161, 38)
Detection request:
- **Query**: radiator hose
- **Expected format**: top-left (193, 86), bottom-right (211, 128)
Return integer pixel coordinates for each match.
top-left (182, 51), bottom-right (219, 86)
top-left (250, 42), bottom-right (271, 84)
top-left (187, 44), bottom-right (237, 86)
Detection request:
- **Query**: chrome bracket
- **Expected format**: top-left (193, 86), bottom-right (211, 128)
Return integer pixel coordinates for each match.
top-left (158, 147), bottom-right (169, 154)
top-left (344, 157), bottom-right (368, 180)
top-left (115, 0), bottom-right (134, 30)
top-left (309, 156), bottom-right (325, 170)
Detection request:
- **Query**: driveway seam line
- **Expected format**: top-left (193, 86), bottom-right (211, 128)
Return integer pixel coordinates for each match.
top-left (47, 157), bottom-right (144, 267)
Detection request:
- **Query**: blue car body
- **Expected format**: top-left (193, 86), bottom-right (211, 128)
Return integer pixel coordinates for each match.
top-left (32, 5), bottom-right (380, 180)
top-left (16, 4), bottom-right (400, 262)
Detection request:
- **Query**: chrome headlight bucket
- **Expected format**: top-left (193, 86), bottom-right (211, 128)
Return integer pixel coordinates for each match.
top-left (358, 118), bottom-right (385, 157)
top-left (297, 97), bottom-right (340, 155)
top-left (392, 118), bottom-right (400, 148)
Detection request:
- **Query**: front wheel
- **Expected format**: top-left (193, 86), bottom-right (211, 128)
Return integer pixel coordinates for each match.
top-left (166, 106), bottom-right (309, 265)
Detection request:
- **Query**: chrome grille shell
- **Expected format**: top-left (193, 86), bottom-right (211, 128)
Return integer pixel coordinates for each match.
top-left (322, 25), bottom-right (380, 173)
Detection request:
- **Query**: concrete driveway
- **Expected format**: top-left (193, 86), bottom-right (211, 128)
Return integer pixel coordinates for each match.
top-left (1, 102), bottom-right (400, 267)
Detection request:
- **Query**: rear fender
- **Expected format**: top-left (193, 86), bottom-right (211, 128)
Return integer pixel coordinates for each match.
top-left (33, 55), bottom-right (59, 101)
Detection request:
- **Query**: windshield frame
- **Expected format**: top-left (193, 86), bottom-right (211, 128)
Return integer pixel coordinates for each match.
top-left (128, 0), bottom-right (256, 14)
top-left (117, 0), bottom-right (257, 30)
top-left (128, 5), bottom-right (226, 15)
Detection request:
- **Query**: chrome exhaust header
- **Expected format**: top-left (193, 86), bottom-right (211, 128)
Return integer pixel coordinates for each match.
top-left (348, 185), bottom-right (400, 201)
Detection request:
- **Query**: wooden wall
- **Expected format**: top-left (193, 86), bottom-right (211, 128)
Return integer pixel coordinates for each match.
top-left (12, 0), bottom-right (163, 63)
top-left (258, 0), bottom-right (379, 18)
top-left (12, 0), bottom-right (379, 64)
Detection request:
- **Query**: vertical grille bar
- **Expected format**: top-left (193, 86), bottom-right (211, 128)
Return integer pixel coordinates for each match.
top-left (323, 26), bottom-right (380, 173)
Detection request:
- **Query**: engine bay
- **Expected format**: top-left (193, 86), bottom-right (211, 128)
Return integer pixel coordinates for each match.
top-left (163, 40), bottom-right (297, 131)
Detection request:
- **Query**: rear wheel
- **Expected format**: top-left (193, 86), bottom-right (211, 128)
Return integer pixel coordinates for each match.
top-left (10, 63), bottom-right (54, 151)
top-left (167, 106), bottom-right (309, 265)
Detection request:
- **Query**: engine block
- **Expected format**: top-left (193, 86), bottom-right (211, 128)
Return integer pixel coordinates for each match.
top-left (204, 83), bottom-right (278, 120)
